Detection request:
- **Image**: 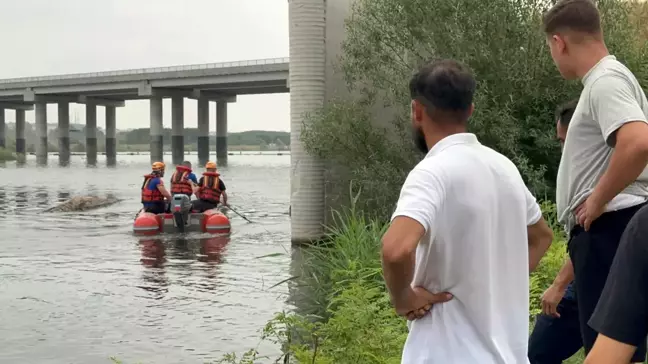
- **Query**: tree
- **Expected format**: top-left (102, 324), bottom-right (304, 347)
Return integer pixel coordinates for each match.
top-left (302, 0), bottom-right (648, 220)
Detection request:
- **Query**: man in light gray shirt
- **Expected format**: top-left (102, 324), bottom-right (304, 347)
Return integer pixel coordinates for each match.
top-left (543, 0), bottom-right (648, 362)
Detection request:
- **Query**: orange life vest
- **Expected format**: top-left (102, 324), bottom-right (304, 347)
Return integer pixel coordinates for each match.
top-left (197, 171), bottom-right (222, 204)
top-left (170, 165), bottom-right (193, 196)
top-left (141, 174), bottom-right (165, 203)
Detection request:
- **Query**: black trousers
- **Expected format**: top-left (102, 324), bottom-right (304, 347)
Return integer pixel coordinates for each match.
top-left (568, 202), bottom-right (647, 362)
top-left (590, 204), bottom-right (648, 357)
top-left (143, 202), bottom-right (166, 214)
top-left (191, 199), bottom-right (218, 213)
top-left (528, 296), bottom-right (582, 364)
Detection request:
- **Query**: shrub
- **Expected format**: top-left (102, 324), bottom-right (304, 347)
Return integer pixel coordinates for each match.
top-left (0, 147), bottom-right (16, 161)
top-left (302, 0), bottom-right (648, 221)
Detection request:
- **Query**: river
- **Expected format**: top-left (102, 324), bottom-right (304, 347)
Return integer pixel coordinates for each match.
top-left (0, 153), bottom-right (293, 364)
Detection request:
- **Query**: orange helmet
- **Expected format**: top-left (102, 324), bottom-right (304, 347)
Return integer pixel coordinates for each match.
top-left (205, 161), bottom-right (217, 169)
top-left (152, 161), bottom-right (166, 171)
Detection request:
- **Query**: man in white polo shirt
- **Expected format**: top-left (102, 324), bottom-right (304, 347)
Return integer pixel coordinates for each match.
top-left (381, 59), bottom-right (554, 363)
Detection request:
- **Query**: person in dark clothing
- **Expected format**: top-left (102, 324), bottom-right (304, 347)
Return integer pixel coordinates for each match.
top-left (191, 161), bottom-right (228, 212)
top-left (528, 99), bottom-right (583, 364)
top-left (584, 204), bottom-right (648, 363)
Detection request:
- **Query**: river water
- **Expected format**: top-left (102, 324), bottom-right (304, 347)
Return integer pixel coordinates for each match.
top-left (0, 153), bottom-right (293, 364)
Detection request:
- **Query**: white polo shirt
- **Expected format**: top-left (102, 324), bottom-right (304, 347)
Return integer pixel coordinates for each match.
top-left (392, 133), bottom-right (542, 364)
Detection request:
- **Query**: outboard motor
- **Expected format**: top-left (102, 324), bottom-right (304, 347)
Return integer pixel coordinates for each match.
top-left (171, 194), bottom-right (192, 232)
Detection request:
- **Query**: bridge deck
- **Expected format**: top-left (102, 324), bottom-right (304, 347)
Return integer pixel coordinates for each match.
top-left (0, 57), bottom-right (290, 103)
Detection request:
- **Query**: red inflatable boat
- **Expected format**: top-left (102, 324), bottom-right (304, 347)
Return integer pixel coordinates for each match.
top-left (133, 208), bottom-right (231, 236)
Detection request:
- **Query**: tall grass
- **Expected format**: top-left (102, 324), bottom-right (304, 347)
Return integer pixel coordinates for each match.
top-left (213, 196), bottom-right (577, 364)
top-left (290, 186), bottom-right (388, 318)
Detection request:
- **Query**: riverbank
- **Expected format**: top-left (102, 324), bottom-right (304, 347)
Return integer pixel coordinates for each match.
top-left (216, 201), bottom-right (585, 364)
top-left (0, 148), bottom-right (16, 161)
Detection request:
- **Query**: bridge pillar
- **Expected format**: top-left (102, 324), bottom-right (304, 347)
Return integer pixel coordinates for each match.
top-left (0, 108), bottom-right (5, 149)
top-left (171, 96), bottom-right (184, 165)
top-left (15, 109), bottom-right (25, 155)
top-left (289, 0), bottom-right (327, 243)
top-left (216, 100), bottom-right (227, 165)
top-left (85, 103), bottom-right (97, 166)
top-left (105, 106), bottom-right (117, 166)
top-left (149, 97), bottom-right (164, 163)
top-left (197, 98), bottom-right (210, 165)
top-left (35, 102), bottom-right (48, 165)
top-left (58, 102), bottom-right (70, 166)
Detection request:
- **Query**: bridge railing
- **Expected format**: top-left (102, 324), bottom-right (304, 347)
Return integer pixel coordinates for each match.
top-left (0, 57), bottom-right (290, 84)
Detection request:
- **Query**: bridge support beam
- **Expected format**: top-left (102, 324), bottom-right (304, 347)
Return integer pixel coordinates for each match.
top-left (15, 110), bottom-right (25, 155)
top-left (149, 97), bottom-right (163, 163)
top-left (58, 102), bottom-right (70, 166)
top-left (0, 108), bottom-right (5, 149)
top-left (85, 103), bottom-right (97, 166)
top-left (105, 106), bottom-right (117, 166)
top-left (171, 96), bottom-right (184, 165)
top-left (216, 100), bottom-right (227, 165)
top-left (35, 102), bottom-right (48, 165)
top-left (197, 98), bottom-right (209, 165)
top-left (288, 0), bottom-right (327, 244)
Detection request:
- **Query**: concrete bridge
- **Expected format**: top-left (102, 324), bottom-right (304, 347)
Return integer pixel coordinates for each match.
top-left (0, 0), bottom-right (350, 244)
top-left (0, 57), bottom-right (289, 166)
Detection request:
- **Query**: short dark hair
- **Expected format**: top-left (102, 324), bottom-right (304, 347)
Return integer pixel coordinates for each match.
top-left (556, 98), bottom-right (579, 127)
top-left (409, 59), bottom-right (476, 124)
top-left (542, 0), bottom-right (602, 36)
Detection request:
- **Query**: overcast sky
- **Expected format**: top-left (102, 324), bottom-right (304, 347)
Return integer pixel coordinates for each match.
top-left (1, 0), bottom-right (290, 132)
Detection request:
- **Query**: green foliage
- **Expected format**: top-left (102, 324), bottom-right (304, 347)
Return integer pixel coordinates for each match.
top-left (301, 0), bottom-right (648, 221)
top-left (0, 147), bottom-right (16, 161)
top-left (218, 201), bottom-right (578, 363)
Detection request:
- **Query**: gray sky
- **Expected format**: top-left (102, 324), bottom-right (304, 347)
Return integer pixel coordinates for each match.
top-left (1, 0), bottom-right (290, 132)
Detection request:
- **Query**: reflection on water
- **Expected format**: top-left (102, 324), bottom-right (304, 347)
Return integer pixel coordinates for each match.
top-left (0, 154), bottom-right (292, 364)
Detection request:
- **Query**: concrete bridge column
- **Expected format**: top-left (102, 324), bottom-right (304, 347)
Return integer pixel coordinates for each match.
top-left (216, 100), bottom-right (227, 165)
top-left (58, 102), bottom-right (70, 166)
top-left (85, 103), bottom-right (97, 166)
top-left (171, 96), bottom-right (184, 165)
top-left (105, 106), bottom-right (117, 166)
top-left (15, 110), bottom-right (25, 155)
top-left (197, 98), bottom-right (209, 165)
top-left (35, 102), bottom-right (48, 165)
top-left (289, 0), bottom-right (327, 243)
top-left (149, 97), bottom-right (163, 163)
top-left (0, 108), bottom-right (5, 149)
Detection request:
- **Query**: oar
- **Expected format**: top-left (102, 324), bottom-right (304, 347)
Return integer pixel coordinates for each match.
top-left (226, 205), bottom-right (253, 223)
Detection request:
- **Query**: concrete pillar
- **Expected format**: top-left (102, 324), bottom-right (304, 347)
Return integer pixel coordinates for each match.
top-left (197, 98), bottom-right (210, 165)
top-left (58, 102), bottom-right (70, 166)
top-left (149, 97), bottom-right (163, 163)
top-left (15, 110), bottom-right (25, 155)
top-left (105, 106), bottom-right (117, 166)
top-left (85, 103), bottom-right (97, 166)
top-left (171, 96), bottom-right (184, 165)
top-left (289, 0), bottom-right (327, 243)
top-left (216, 101), bottom-right (228, 164)
top-left (0, 108), bottom-right (5, 149)
top-left (35, 102), bottom-right (48, 164)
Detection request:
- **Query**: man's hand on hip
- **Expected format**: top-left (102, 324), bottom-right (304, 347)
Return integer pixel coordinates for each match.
top-left (392, 286), bottom-right (453, 321)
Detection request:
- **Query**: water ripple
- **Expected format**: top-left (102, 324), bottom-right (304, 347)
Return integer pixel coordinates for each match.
top-left (0, 154), bottom-right (292, 364)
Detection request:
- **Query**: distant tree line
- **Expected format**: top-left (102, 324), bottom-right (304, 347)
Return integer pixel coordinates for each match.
top-left (1, 123), bottom-right (290, 152)
top-left (117, 128), bottom-right (290, 147)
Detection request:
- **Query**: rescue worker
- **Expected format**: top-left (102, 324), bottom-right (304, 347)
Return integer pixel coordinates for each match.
top-left (169, 161), bottom-right (198, 198)
top-left (141, 161), bottom-right (172, 214)
top-left (191, 161), bottom-right (228, 212)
